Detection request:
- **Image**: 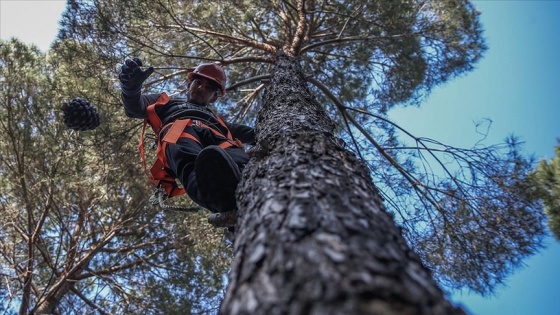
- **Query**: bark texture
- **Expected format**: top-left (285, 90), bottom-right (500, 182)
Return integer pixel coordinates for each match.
top-left (220, 54), bottom-right (465, 315)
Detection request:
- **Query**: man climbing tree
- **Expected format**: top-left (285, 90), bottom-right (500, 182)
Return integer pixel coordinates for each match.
top-left (119, 57), bottom-right (254, 214)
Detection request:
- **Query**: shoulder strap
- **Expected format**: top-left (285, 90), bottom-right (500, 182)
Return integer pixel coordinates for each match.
top-left (214, 115), bottom-right (233, 141)
top-left (145, 92), bottom-right (170, 133)
top-left (138, 93), bottom-right (186, 197)
top-left (139, 92), bottom-right (170, 171)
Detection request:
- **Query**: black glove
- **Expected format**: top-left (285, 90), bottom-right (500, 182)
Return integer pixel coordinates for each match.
top-left (118, 57), bottom-right (154, 92)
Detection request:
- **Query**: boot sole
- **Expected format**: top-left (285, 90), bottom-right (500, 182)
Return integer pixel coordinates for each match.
top-left (195, 146), bottom-right (241, 212)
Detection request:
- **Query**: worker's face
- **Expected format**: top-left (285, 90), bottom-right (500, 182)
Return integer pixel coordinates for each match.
top-left (187, 76), bottom-right (220, 106)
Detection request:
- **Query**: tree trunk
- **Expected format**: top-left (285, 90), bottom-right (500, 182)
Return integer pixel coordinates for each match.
top-left (220, 54), bottom-right (465, 315)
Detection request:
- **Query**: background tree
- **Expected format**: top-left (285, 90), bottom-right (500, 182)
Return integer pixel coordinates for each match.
top-left (0, 39), bottom-right (230, 314)
top-left (8, 0), bottom-right (544, 312)
top-left (531, 141), bottom-right (560, 241)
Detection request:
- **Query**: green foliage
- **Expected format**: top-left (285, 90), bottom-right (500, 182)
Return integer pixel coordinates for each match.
top-left (0, 38), bottom-right (231, 314)
top-left (56, 0), bottom-right (486, 119)
top-left (531, 141), bottom-right (560, 241)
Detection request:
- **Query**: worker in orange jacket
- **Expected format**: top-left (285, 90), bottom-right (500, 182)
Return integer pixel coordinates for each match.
top-left (119, 57), bottom-right (254, 213)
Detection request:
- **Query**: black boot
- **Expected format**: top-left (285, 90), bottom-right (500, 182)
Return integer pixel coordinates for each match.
top-left (195, 146), bottom-right (241, 212)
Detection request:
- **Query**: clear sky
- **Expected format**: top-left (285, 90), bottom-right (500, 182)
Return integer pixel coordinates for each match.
top-left (1, 1), bottom-right (559, 314)
top-left (390, 1), bottom-right (560, 314)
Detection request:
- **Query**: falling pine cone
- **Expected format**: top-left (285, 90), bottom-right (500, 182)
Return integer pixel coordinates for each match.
top-left (62, 98), bottom-right (100, 131)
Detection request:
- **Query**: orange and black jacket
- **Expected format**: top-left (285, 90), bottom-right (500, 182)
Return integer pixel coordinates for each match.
top-left (121, 90), bottom-right (255, 145)
top-left (121, 89), bottom-right (255, 196)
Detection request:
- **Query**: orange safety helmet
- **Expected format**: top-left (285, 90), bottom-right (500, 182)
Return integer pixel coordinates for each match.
top-left (187, 63), bottom-right (227, 97)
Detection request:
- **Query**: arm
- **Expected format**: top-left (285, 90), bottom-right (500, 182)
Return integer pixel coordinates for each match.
top-left (118, 57), bottom-right (155, 119)
top-left (227, 122), bottom-right (255, 145)
top-left (121, 89), bottom-right (161, 119)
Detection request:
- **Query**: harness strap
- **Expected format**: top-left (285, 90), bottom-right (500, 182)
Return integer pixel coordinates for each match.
top-left (162, 119), bottom-right (196, 144)
top-left (160, 119), bottom-right (236, 157)
top-left (139, 118), bottom-right (187, 197)
top-left (146, 92), bottom-right (169, 131)
top-left (139, 93), bottom-right (186, 197)
top-left (139, 92), bottom-right (243, 198)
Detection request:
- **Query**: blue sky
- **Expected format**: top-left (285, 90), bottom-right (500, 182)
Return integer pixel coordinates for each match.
top-left (1, 1), bottom-right (559, 314)
top-left (391, 1), bottom-right (560, 314)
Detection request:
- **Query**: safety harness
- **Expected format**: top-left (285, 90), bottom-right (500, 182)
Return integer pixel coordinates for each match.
top-left (139, 92), bottom-right (242, 197)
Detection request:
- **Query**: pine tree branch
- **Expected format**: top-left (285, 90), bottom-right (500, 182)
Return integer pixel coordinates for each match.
top-left (34, 225), bottom-right (119, 312)
top-left (272, 0), bottom-right (294, 50)
top-left (345, 106), bottom-right (472, 199)
top-left (308, 76), bottom-right (448, 236)
top-left (233, 83), bottom-right (267, 123)
top-left (290, 0), bottom-right (308, 56)
top-left (69, 286), bottom-right (110, 315)
top-left (76, 245), bottom-right (173, 280)
top-left (226, 74), bottom-right (271, 92)
top-left (300, 35), bottom-right (399, 54)
top-left (154, 0), bottom-right (224, 59)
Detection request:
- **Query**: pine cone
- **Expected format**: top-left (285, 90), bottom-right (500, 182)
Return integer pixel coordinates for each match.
top-left (62, 98), bottom-right (100, 131)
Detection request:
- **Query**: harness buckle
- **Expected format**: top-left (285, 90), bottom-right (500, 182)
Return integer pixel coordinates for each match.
top-left (149, 184), bottom-right (166, 205)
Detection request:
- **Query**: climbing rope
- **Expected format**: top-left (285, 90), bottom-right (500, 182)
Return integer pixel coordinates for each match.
top-left (149, 186), bottom-right (199, 212)
top-left (150, 187), bottom-right (237, 228)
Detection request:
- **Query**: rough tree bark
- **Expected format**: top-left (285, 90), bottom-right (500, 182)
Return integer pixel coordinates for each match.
top-left (220, 54), bottom-right (465, 315)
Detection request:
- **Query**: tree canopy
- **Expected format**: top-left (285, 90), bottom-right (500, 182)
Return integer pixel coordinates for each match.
top-left (0, 38), bottom-right (230, 314)
top-left (531, 141), bottom-right (560, 241)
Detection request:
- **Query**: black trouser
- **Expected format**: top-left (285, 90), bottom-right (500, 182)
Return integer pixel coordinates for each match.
top-left (163, 125), bottom-right (249, 210)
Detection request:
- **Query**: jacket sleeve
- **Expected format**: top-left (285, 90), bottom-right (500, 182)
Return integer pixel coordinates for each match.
top-left (227, 122), bottom-right (256, 145)
top-left (120, 88), bottom-right (161, 119)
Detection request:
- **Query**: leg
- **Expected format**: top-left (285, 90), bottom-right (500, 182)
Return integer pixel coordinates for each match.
top-left (224, 147), bottom-right (250, 170)
top-left (164, 127), bottom-right (209, 209)
top-left (195, 146), bottom-right (250, 213)
top-left (165, 125), bottom-right (251, 213)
